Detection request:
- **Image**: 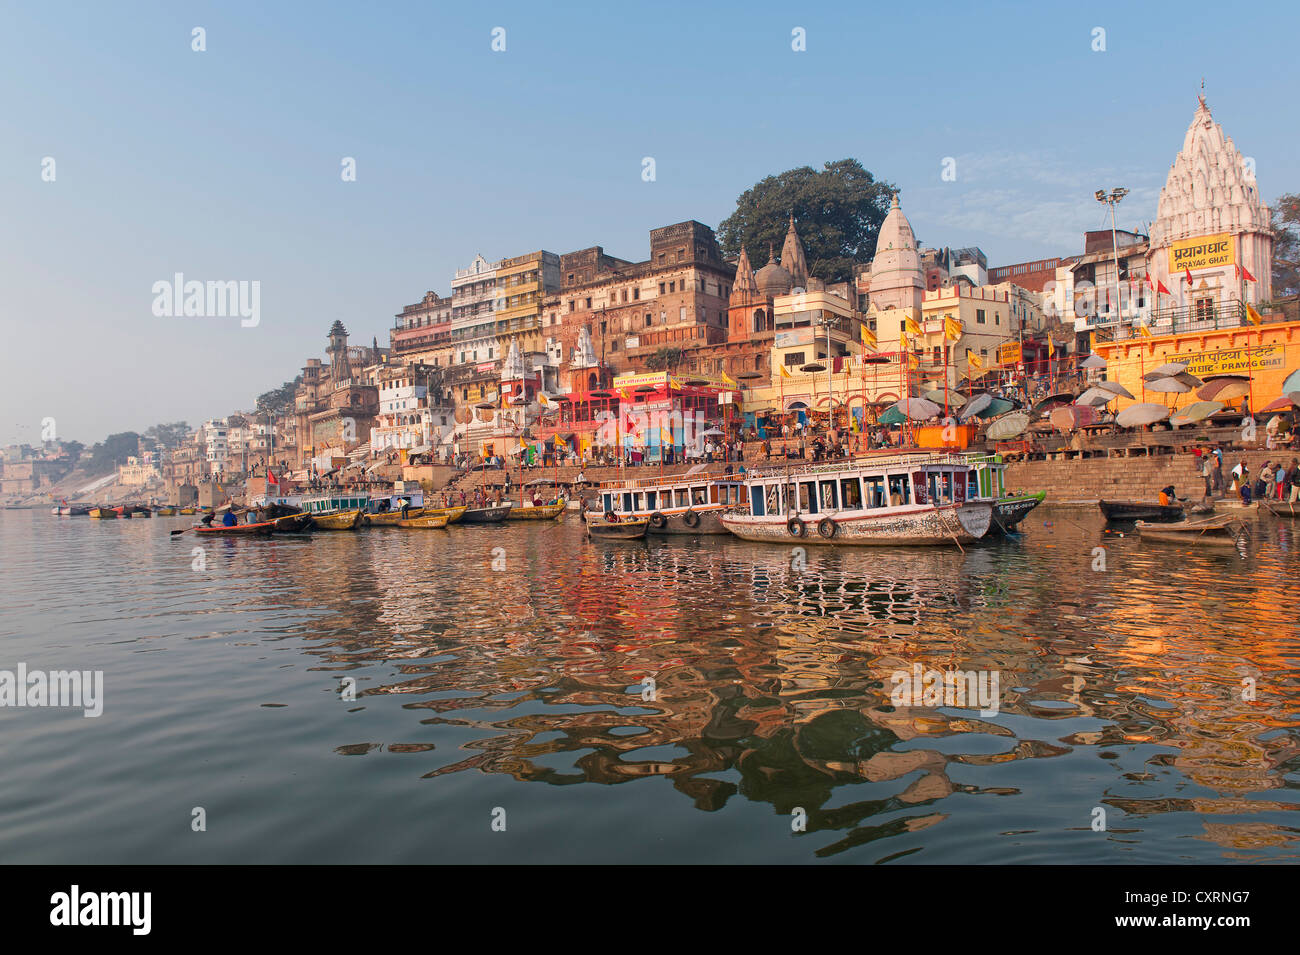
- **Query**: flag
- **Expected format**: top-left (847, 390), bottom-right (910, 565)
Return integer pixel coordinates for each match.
top-left (779, 363), bottom-right (792, 379)
top-left (660, 423), bottom-right (673, 445)
top-left (966, 349), bottom-right (983, 370)
top-left (721, 371), bottom-right (737, 389)
top-left (1185, 267), bottom-right (1193, 285)
top-left (943, 317), bottom-right (962, 341)
top-left (861, 326), bottom-right (877, 348)
top-left (267, 470), bottom-right (279, 487)
top-left (1241, 265), bottom-right (1257, 283)
top-left (908, 354), bottom-right (919, 370)
top-left (1047, 339), bottom-right (1055, 358)
top-left (1247, 303), bottom-right (1263, 325)
top-left (1156, 279), bottom-right (1171, 296)
top-left (905, 316), bottom-right (921, 336)
top-left (1145, 273), bottom-right (1154, 291)
top-left (899, 330), bottom-right (908, 351)
top-left (1136, 324), bottom-right (1152, 339)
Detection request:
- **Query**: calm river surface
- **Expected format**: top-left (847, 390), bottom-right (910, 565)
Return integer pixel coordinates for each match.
top-left (1, 507), bottom-right (1298, 864)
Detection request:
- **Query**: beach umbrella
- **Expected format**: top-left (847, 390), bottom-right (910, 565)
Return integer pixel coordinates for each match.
top-left (1075, 387), bottom-right (1113, 407)
top-left (1097, 380), bottom-right (1135, 399)
top-left (1080, 354), bottom-right (1107, 370)
top-left (978, 397), bottom-right (1015, 419)
top-left (878, 405), bottom-right (906, 426)
top-left (1174, 372), bottom-right (1204, 388)
top-left (957, 393), bottom-right (992, 422)
top-left (886, 397), bottom-right (941, 421)
top-left (801, 362), bottom-right (826, 373)
top-left (1033, 392), bottom-right (1075, 415)
top-left (923, 388), bottom-right (966, 408)
top-left (1284, 369), bottom-right (1300, 394)
top-left (1146, 361), bottom-right (1189, 378)
top-left (1051, 405), bottom-right (1098, 431)
top-left (1197, 377), bottom-right (1251, 401)
top-left (1116, 403), bottom-right (1171, 428)
top-left (1260, 394), bottom-right (1300, 412)
top-left (736, 370), bottom-right (764, 380)
top-left (702, 428), bottom-right (726, 437)
top-left (985, 411), bottom-right (1030, 440)
top-left (1169, 400), bottom-right (1226, 426)
top-left (1145, 376), bottom-right (1193, 394)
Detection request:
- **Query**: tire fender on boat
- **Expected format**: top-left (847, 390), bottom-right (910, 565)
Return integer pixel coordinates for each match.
top-left (787, 515), bottom-right (805, 537)
top-left (649, 511), bottom-right (667, 529)
top-left (817, 517), bottom-right (837, 539)
top-left (682, 509), bottom-right (700, 528)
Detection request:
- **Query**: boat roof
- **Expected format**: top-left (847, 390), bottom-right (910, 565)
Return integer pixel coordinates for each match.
top-left (745, 450), bottom-right (976, 480)
top-left (597, 469), bottom-right (743, 491)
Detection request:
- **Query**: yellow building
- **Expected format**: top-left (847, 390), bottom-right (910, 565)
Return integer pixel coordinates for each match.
top-left (494, 251), bottom-right (560, 355)
top-left (1095, 319), bottom-right (1300, 414)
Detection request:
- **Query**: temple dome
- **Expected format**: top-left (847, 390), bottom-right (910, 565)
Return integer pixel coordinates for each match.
top-left (870, 194), bottom-right (922, 281)
top-left (754, 247), bottom-right (793, 296)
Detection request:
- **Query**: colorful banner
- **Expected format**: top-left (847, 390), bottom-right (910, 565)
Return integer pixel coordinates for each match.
top-left (1169, 233), bottom-right (1234, 273)
top-left (997, 342), bottom-right (1022, 366)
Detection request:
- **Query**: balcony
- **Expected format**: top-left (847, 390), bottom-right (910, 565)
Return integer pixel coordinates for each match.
top-left (1097, 301), bottom-right (1249, 341)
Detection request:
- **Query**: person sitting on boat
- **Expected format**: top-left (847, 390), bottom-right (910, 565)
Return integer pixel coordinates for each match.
top-left (1158, 486), bottom-right (1176, 507)
top-left (221, 510), bottom-right (238, 527)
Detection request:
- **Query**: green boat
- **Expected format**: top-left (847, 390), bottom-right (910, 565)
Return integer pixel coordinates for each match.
top-left (963, 452), bottom-right (1044, 535)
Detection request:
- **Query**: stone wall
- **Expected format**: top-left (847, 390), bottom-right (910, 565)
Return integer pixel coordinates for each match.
top-left (1005, 449), bottom-right (1297, 502)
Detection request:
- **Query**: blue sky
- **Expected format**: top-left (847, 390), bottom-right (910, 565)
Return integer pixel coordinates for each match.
top-left (3, 0), bottom-right (1297, 446)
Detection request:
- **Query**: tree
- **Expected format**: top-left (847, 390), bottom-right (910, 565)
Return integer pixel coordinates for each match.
top-left (88, 432), bottom-right (140, 472)
top-left (643, 346), bottom-right (684, 372)
top-left (143, 421), bottom-right (190, 449)
top-left (718, 159), bottom-right (897, 285)
top-left (1271, 192), bottom-right (1300, 298)
top-left (256, 377), bottom-right (301, 416)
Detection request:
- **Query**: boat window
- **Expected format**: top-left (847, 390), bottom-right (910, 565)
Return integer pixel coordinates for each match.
top-left (765, 483), bottom-right (781, 515)
top-left (752, 489), bottom-right (765, 517)
top-left (888, 473), bottom-right (910, 505)
top-left (840, 477), bottom-right (862, 510)
top-left (967, 471), bottom-right (977, 499)
top-left (863, 475), bottom-right (886, 508)
top-left (692, 486), bottom-right (706, 506)
top-left (798, 481), bottom-right (815, 513)
top-left (646, 490), bottom-right (657, 510)
top-left (622, 492), bottom-right (633, 511)
top-left (819, 480), bottom-right (838, 511)
top-left (602, 493), bottom-right (612, 512)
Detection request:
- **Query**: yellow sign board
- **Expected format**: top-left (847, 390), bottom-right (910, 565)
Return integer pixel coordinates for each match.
top-left (1169, 233), bottom-right (1235, 273)
top-left (997, 342), bottom-right (1022, 366)
top-left (1181, 343), bottom-right (1285, 378)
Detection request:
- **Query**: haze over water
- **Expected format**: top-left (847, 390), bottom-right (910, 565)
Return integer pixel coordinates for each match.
top-left (1, 509), bottom-right (1297, 863)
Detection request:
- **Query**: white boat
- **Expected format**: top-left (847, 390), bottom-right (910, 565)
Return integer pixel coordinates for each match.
top-left (720, 451), bottom-right (994, 546)
top-left (595, 467), bottom-right (747, 535)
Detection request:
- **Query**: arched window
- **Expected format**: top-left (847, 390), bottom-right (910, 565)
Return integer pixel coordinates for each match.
top-left (753, 309), bottom-right (764, 333)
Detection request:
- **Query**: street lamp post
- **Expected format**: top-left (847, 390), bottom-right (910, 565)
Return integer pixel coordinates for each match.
top-left (1095, 188), bottom-right (1130, 335)
top-left (818, 312), bottom-right (835, 435)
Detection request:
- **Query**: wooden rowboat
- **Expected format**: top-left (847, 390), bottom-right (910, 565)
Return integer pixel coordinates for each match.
top-left (583, 512), bottom-right (649, 539)
top-left (270, 513), bottom-right (313, 532)
top-left (396, 513), bottom-right (450, 529)
top-left (508, 501), bottom-right (566, 521)
top-left (89, 507), bottom-right (116, 519)
top-left (459, 504), bottom-right (512, 523)
top-left (1262, 500), bottom-right (1300, 518)
top-left (193, 519), bottom-right (277, 536)
top-left (310, 509), bottom-right (364, 530)
top-left (364, 507), bottom-right (423, 526)
top-left (1099, 499), bottom-right (1185, 523)
top-left (1135, 515), bottom-right (1249, 547)
top-left (419, 505), bottom-right (468, 525)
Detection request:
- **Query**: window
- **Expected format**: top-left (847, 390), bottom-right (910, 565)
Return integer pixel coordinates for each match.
top-left (659, 283), bottom-right (666, 294)
top-left (1195, 298), bottom-right (1214, 322)
top-left (585, 297), bottom-right (592, 309)
top-left (679, 306), bottom-right (687, 322)
top-left (994, 312), bottom-right (1000, 326)
top-left (976, 309), bottom-right (986, 324)
top-left (863, 475), bottom-right (886, 508)
top-left (645, 313), bottom-right (652, 327)
top-left (669, 281), bottom-right (675, 293)
top-left (633, 288), bottom-right (640, 301)
top-left (887, 473), bottom-right (910, 505)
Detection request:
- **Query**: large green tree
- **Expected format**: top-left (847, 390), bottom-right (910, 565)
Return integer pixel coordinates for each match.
top-left (718, 159), bottom-right (897, 285)
top-left (256, 376), bottom-right (301, 416)
top-left (1271, 192), bottom-right (1300, 298)
top-left (88, 432), bottom-right (140, 472)
top-left (143, 421), bottom-right (190, 449)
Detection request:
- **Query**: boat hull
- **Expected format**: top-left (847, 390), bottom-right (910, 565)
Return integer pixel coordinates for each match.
top-left (991, 492), bottom-right (1044, 533)
top-left (583, 513), bottom-right (649, 539)
top-left (459, 505), bottom-right (512, 523)
top-left (310, 509), bottom-right (364, 530)
top-left (364, 507), bottom-right (423, 526)
top-left (193, 520), bottom-right (276, 536)
top-left (642, 507), bottom-right (732, 535)
top-left (396, 514), bottom-right (450, 529)
top-left (1136, 517), bottom-right (1246, 547)
top-left (1099, 500), bottom-right (1184, 522)
top-left (508, 502), bottom-right (566, 521)
top-left (721, 501), bottom-right (993, 546)
top-left (89, 508), bottom-right (116, 519)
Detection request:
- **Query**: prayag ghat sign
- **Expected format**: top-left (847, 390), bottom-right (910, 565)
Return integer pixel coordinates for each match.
top-left (1182, 343), bottom-right (1284, 377)
top-left (1169, 232), bottom-right (1235, 272)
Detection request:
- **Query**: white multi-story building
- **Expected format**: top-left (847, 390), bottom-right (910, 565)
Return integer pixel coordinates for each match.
top-left (450, 254), bottom-right (504, 368)
top-left (201, 419), bottom-right (229, 474)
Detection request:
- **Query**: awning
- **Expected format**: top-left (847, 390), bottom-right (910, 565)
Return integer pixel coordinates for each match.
top-left (406, 444), bottom-right (432, 456)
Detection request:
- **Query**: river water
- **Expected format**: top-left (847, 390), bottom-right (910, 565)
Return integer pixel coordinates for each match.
top-left (1, 507), bottom-right (1297, 864)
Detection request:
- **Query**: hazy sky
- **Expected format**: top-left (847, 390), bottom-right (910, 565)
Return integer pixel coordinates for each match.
top-left (3, 0), bottom-right (1297, 446)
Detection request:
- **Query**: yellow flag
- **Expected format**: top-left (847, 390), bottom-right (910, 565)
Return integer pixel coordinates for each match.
top-left (861, 326), bottom-right (877, 348)
top-left (899, 330), bottom-right (908, 351)
top-left (721, 371), bottom-right (738, 388)
top-left (905, 316), bottom-right (921, 336)
top-left (1047, 338), bottom-right (1055, 357)
top-left (779, 363), bottom-right (792, 379)
top-left (966, 349), bottom-right (983, 370)
top-left (908, 354), bottom-right (919, 370)
top-left (1247, 303), bottom-right (1263, 326)
top-left (943, 317), bottom-right (962, 341)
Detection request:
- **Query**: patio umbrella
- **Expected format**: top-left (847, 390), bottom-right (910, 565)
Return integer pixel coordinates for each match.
top-left (1144, 376), bottom-right (1193, 394)
top-left (1197, 377), bottom-right (1251, 401)
top-left (886, 397), bottom-right (942, 421)
top-left (801, 362), bottom-right (826, 372)
top-left (1097, 380), bottom-right (1135, 399)
top-left (1284, 369), bottom-right (1300, 394)
top-left (1169, 400), bottom-right (1226, 425)
top-left (1080, 354), bottom-right (1107, 370)
top-left (1116, 403), bottom-right (1170, 428)
top-left (878, 405), bottom-right (906, 426)
top-left (736, 370), bottom-right (764, 380)
top-left (1075, 387), bottom-right (1114, 407)
top-left (1146, 361), bottom-right (1189, 378)
top-left (1173, 372), bottom-right (1204, 388)
top-left (977, 398), bottom-right (1015, 419)
top-left (985, 411), bottom-right (1030, 440)
top-left (702, 428), bottom-right (726, 437)
top-left (1033, 392), bottom-right (1074, 416)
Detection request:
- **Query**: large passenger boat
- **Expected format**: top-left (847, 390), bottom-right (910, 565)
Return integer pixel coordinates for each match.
top-left (719, 451), bottom-right (994, 546)
top-left (962, 452), bottom-right (1045, 535)
top-left (594, 469), bottom-right (747, 535)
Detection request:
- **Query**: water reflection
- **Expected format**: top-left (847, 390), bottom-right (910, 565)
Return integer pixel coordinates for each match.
top-left (3, 509), bottom-right (1298, 862)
